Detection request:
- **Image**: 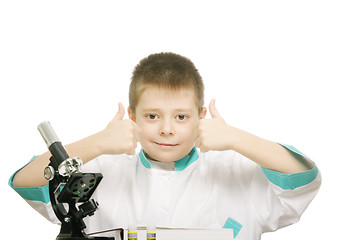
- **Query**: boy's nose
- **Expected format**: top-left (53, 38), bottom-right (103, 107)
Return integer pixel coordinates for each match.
top-left (159, 120), bottom-right (176, 136)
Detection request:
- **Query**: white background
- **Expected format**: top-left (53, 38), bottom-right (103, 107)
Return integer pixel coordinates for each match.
top-left (1, 0), bottom-right (359, 239)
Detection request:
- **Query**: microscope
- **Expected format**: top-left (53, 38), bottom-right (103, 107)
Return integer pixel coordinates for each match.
top-left (38, 121), bottom-right (117, 240)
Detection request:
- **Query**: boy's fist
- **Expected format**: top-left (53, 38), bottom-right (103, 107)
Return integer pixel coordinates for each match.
top-left (195, 99), bottom-right (235, 152)
top-left (98, 103), bottom-right (140, 155)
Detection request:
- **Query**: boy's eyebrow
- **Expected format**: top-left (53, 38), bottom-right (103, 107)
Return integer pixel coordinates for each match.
top-left (141, 108), bottom-right (160, 112)
top-left (173, 108), bottom-right (194, 113)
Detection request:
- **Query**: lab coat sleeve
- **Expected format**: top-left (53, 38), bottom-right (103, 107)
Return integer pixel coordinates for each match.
top-left (248, 144), bottom-right (321, 233)
top-left (8, 156), bottom-right (59, 224)
top-left (8, 155), bottom-right (103, 224)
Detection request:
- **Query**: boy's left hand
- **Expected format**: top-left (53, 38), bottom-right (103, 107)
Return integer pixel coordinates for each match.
top-left (195, 99), bottom-right (237, 152)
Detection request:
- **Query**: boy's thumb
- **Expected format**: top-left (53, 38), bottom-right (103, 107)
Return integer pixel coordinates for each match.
top-left (113, 102), bottom-right (125, 120)
top-left (209, 99), bottom-right (221, 119)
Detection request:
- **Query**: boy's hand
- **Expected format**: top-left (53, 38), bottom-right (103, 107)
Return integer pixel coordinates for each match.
top-left (195, 99), bottom-right (236, 152)
top-left (98, 103), bottom-right (140, 155)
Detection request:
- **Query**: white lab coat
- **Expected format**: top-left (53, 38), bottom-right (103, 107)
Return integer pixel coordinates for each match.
top-left (9, 145), bottom-right (321, 240)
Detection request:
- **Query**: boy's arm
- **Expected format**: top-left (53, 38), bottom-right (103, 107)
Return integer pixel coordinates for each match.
top-left (13, 103), bottom-right (139, 188)
top-left (196, 99), bottom-right (313, 174)
top-left (226, 128), bottom-right (313, 174)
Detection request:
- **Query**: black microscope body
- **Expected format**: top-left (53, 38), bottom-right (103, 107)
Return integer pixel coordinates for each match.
top-left (38, 121), bottom-right (116, 240)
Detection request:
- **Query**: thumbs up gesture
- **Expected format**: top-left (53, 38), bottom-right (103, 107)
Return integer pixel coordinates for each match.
top-left (97, 103), bottom-right (140, 155)
top-left (195, 99), bottom-right (236, 153)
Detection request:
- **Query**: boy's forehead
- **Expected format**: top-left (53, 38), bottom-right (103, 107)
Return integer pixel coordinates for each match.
top-left (137, 87), bottom-right (197, 111)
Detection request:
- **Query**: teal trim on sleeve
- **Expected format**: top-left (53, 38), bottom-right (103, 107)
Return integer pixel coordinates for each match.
top-left (261, 164), bottom-right (319, 190)
top-left (8, 156), bottom-right (50, 204)
top-left (261, 143), bottom-right (319, 190)
top-left (279, 143), bottom-right (309, 159)
top-left (139, 147), bottom-right (199, 171)
top-left (223, 217), bottom-right (242, 239)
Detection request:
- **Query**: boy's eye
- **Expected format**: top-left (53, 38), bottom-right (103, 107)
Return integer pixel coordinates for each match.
top-left (146, 114), bottom-right (159, 120)
top-left (176, 114), bottom-right (188, 121)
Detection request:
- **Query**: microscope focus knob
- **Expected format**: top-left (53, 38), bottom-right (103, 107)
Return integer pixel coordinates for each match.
top-left (44, 166), bottom-right (55, 181)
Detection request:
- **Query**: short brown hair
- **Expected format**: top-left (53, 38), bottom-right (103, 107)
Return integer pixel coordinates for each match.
top-left (129, 52), bottom-right (204, 113)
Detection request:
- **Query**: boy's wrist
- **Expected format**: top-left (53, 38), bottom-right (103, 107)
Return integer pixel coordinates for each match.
top-left (90, 131), bottom-right (109, 156)
top-left (227, 127), bottom-right (247, 152)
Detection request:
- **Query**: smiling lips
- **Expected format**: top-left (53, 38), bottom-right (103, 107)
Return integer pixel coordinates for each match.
top-left (155, 142), bottom-right (178, 147)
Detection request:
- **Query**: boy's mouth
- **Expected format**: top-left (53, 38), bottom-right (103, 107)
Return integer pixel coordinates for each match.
top-left (154, 142), bottom-right (178, 147)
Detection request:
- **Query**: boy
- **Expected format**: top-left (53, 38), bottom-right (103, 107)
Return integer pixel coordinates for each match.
top-left (9, 52), bottom-right (321, 239)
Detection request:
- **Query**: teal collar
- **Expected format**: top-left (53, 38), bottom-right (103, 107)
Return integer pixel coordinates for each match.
top-left (139, 147), bottom-right (199, 171)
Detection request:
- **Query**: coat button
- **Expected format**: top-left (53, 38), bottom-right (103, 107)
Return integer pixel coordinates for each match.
top-left (162, 175), bottom-right (170, 181)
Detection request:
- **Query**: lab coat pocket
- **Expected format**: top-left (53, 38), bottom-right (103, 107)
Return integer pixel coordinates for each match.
top-left (223, 217), bottom-right (242, 239)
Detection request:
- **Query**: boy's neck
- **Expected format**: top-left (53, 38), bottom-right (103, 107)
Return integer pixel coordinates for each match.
top-left (143, 151), bottom-right (191, 163)
top-left (140, 147), bottom-right (199, 171)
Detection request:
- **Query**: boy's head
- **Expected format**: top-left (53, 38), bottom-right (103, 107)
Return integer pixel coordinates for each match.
top-left (129, 52), bottom-right (204, 114)
top-left (128, 52), bottom-right (206, 163)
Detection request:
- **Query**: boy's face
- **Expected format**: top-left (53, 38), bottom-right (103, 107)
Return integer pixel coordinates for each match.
top-left (129, 87), bottom-right (206, 162)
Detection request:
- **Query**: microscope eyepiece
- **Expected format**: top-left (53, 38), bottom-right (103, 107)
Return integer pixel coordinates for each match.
top-left (38, 121), bottom-right (69, 168)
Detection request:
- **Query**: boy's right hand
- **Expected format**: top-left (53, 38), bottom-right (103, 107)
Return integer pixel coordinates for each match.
top-left (97, 103), bottom-right (140, 155)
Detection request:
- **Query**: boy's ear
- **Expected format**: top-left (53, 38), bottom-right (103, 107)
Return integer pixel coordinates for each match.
top-left (128, 108), bottom-right (136, 122)
top-left (200, 107), bottom-right (207, 119)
